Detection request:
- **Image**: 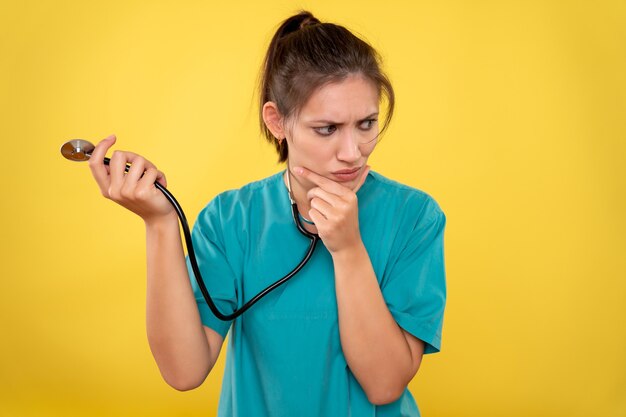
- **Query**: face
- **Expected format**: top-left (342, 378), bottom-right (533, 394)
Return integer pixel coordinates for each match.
top-left (284, 74), bottom-right (380, 190)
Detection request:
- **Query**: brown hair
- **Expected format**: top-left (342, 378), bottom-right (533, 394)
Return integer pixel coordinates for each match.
top-left (258, 11), bottom-right (395, 162)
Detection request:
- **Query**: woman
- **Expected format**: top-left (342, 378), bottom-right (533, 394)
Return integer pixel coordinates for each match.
top-left (88, 10), bottom-right (446, 417)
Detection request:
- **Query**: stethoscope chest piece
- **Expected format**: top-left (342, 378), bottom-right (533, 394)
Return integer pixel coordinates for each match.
top-left (60, 139), bottom-right (95, 162)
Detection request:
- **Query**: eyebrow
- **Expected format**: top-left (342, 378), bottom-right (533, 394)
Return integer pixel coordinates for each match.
top-left (307, 112), bottom-right (379, 124)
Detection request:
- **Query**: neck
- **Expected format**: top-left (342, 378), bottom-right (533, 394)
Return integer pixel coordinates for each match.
top-left (284, 168), bottom-right (316, 230)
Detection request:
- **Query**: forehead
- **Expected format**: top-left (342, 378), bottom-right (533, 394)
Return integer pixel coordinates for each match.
top-left (298, 74), bottom-right (379, 122)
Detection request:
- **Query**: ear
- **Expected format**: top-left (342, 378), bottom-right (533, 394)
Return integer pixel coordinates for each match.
top-left (262, 102), bottom-right (286, 140)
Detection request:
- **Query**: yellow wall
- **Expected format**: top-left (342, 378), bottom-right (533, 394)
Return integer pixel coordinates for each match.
top-left (1, 1), bottom-right (625, 415)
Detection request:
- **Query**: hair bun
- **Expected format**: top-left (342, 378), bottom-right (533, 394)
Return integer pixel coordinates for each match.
top-left (299, 14), bottom-right (320, 29)
top-left (277, 11), bottom-right (321, 39)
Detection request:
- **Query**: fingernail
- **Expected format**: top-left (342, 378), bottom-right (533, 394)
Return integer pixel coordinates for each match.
top-left (105, 134), bottom-right (116, 140)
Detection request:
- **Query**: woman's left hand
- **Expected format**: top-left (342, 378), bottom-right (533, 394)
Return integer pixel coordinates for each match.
top-left (293, 165), bottom-right (370, 255)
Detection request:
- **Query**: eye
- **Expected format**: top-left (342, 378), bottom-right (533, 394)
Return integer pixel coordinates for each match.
top-left (313, 125), bottom-right (337, 136)
top-left (359, 119), bottom-right (378, 130)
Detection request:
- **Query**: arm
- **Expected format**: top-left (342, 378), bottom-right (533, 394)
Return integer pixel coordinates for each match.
top-left (294, 166), bottom-right (424, 405)
top-left (332, 244), bottom-right (424, 405)
top-left (145, 216), bottom-right (224, 390)
top-left (88, 135), bottom-right (224, 390)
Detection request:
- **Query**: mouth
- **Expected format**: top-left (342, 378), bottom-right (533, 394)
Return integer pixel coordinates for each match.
top-left (331, 167), bottom-right (361, 182)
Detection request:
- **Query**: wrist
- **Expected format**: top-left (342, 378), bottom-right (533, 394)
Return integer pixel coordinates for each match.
top-left (144, 212), bottom-right (180, 232)
top-left (330, 240), bottom-right (367, 263)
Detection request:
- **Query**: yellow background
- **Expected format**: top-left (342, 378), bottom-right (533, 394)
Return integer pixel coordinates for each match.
top-left (1, 0), bottom-right (625, 416)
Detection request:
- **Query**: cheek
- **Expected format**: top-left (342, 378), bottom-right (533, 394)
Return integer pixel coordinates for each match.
top-left (288, 128), bottom-right (328, 160)
top-left (294, 144), bottom-right (333, 166)
top-left (361, 141), bottom-right (377, 157)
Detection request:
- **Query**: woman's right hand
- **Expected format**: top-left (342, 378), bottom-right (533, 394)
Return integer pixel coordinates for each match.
top-left (89, 134), bottom-right (175, 224)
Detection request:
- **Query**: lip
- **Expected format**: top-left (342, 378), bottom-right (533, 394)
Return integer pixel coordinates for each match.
top-left (331, 167), bottom-right (361, 182)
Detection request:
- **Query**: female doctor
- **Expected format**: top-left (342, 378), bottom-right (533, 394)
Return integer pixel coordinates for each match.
top-left (88, 10), bottom-right (446, 417)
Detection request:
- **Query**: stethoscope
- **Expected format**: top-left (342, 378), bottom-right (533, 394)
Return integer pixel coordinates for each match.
top-left (60, 139), bottom-right (320, 321)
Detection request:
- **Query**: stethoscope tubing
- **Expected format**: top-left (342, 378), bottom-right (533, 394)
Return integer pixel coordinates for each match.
top-left (102, 157), bottom-right (319, 321)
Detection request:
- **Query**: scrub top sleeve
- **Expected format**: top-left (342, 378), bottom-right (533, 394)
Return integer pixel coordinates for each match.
top-left (186, 197), bottom-right (239, 338)
top-left (382, 198), bottom-right (447, 354)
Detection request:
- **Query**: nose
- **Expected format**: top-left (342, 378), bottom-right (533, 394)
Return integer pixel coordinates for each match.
top-left (336, 128), bottom-right (361, 163)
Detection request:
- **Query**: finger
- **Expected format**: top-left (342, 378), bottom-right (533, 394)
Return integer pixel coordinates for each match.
top-left (352, 165), bottom-right (371, 194)
top-left (136, 166), bottom-right (159, 197)
top-left (124, 152), bottom-right (148, 183)
top-left (309, 196), bottom-right (333, 219)
top-left (108, 151), bottom-right (131, 197)
top-left (307, 187), bottom-right (342, 208)
top-left (121, 156), bottom-right (146, 197)
top-left (292, 166), bottom-right (348, 195)
top-left (308, 208), bottom-right (326, 226)
top-left (133, 158), bottom-right (167, 188)
top-left (88, 134), bottom-right (116, 196)
top-left (156, 170), bottom-right (167, 188)
top-left (109, 151), bottom-right (144, 197)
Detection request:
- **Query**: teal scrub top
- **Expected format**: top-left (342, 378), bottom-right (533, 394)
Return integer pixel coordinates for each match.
top-left (187, 170), bottom-right (446, 417)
